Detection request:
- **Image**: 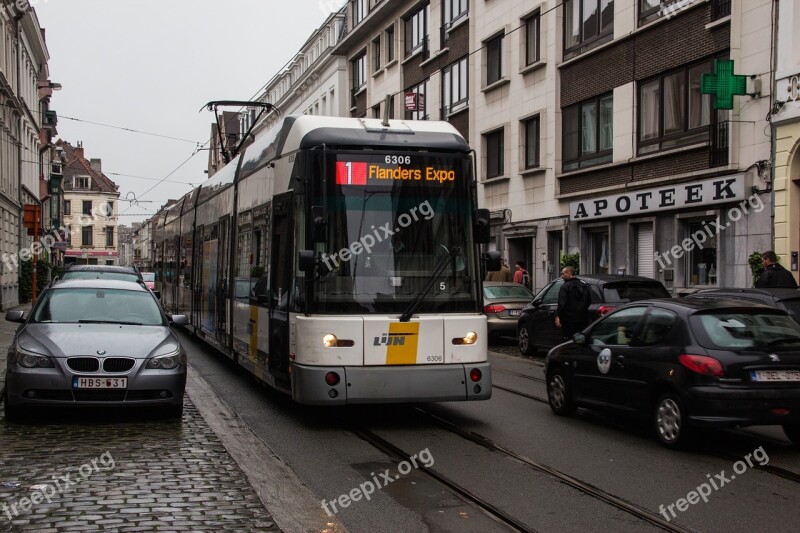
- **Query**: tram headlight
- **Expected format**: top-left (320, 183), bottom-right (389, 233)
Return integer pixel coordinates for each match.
top-left (323, 334), bottom-right (338, 348)
top-left (452, 331), bottom-right (478, 345)
top-left (322, 334), bottom-right (354, 348)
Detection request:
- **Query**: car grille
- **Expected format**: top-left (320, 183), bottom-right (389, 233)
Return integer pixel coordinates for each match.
top-left (103, 358), bottom-right (135, 373)
top-left (67, 357), bottom-right (100, 372)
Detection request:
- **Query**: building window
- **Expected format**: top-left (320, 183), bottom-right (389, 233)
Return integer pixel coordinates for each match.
top-left (485, 34), bottom-right (504, 85)
top-left (82, 226), bottom-right (93, 246)
top-left (386, 25), bottom-right (395, 62)
top-left (372, 37), bottom-right (381, 72)
top-left (638, 56), bottom-right (723, 155)
top-left (442, 56), bottom-right (468, 116)
top-left (352, 0), bottom-right (367, 25)
top-left (74, 176), bottom-right (89, 189)
top-left (63, 200), bottom-right (71, 216)
top-left (404, 3), bottom-right (429, 58)
top-left (564, 0), bottom-right (614, 59)
top-left (685, 219), bottom-right (717, 285)
top-left (443, 0), bottom-right (467, 26)
top-left (588, 230), bottom-right (610, 274)
top-left (485, 128), bottom-right (504, 179)
top-left (523, 115), bottom-right (540, 169)
top-left (634, 223), bottom-right (654, 278)
top-left (563, 94), bottom-right (613, 171)
top-left (106, 227), bottom-right (114, 247)
top-left (351, 50), bottom-right (367, 107)
top-left (525, 12), bottom-right (540, 66)
top-left (82, 200), bottom-right (92, 215)
top-left (106, 201), bottom-right (114, 217)
top-left (405, 79), bottom-right (429, 121)
top-left (372, 103), bottom-right (381, 119)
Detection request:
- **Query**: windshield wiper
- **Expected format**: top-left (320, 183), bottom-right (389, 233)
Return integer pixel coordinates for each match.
top-left (78, 320), bottom-right (143, 326)
top-left (399, 246), bottom-right (461, 322)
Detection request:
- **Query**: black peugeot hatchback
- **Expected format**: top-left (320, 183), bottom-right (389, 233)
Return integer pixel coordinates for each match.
top-left (545, 298), bottom-right (800, 448)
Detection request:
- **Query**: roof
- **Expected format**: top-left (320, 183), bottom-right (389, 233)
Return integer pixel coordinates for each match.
top-left (619, 298), bottom-right (780, 313)
top-left (57, 140), bottom-right (119, 194)
top-left (65, 265), bottom-right (138, 274)
top-left (692, 287), bottom-right (800, 301)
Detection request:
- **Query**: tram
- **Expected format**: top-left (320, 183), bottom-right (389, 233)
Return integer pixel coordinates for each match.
top-left (153, 115), bottom-right (497, 404)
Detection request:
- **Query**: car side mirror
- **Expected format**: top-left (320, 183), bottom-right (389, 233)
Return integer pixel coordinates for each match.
top-left (169, 314), bottom-right (189, 326)
top-left (5, 310), bottom-right (25, 323)
top-left (572, 332), bottom-right (586, 345)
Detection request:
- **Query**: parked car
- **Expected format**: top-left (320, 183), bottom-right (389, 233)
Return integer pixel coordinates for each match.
top-left (544, 298), bottom-right (800, 448)
top-left (685, 287), bottom-right (800, 325)
top-left (517, 275), bottom-right (671, 356)
top-left (61, 264), bottom-right (143, 283)
top-left (141, 272), bottom-right (156, 290)
top-left (483, 281), bottom-right (534, 338)
top-left (4, 279), bottom-right (188, 420)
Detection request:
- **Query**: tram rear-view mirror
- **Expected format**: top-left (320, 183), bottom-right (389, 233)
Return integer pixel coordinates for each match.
top-left (298, 250), bottom-right (316, 273)
top-left (484, 250), bottom-right (501, 272)
top-left (312, 205), bottom-right (327, 242)
top-left (474, 209), bottom-right (491, 244)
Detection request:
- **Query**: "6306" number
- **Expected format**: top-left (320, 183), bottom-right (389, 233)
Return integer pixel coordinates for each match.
top-left (385, 155), bottom-right (411, 165)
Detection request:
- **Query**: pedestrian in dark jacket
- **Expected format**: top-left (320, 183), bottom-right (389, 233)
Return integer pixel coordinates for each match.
top-left (755, 251), bottom-right (798, 288)
top-left (555, 266), bottom-right (592, 340)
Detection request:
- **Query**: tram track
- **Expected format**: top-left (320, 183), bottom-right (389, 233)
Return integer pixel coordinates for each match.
top-left (492, 367), bottom-right (546, 384)
top-left (352, 426), bottom-right (538, 532)
top-left (408, 405), bottom-right (693, 533)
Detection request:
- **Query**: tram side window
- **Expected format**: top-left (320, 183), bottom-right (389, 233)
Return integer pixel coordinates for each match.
top-left (250, 274), bottom-right (270, 306)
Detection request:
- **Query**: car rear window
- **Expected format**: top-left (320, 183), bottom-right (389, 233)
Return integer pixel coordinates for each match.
top-left (483, 285), bottom-right (533, 299)
top-left (690, 311), bottom-right (800, 350)
top-left (602, 282), bottom-right (670, 303)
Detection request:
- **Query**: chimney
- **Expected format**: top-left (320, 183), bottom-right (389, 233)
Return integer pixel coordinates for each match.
top-left (75, 141), bottom-right (84, 160)
top-left (90, 158), bottom-right (102, 174)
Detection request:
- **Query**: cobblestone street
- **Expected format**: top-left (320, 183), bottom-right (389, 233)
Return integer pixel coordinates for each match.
top-left (0, 398), bottom-right (279, 532)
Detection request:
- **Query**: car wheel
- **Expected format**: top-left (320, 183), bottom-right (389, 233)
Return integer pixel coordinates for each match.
top-left (518, 322), bottom-right (538, 356)
top-left (654, 392), bottom-right (690, 449)
top-left (3, 390), bottom-right (23, 423)
top-left (547, 368), bottom-right (575, 416)
top-left (165, 403), bottom-right (184, 420)
top-left (782, 424), bottom-right (800, 446)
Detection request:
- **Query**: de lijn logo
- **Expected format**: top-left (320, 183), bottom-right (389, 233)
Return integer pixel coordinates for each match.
top-left (373, 332), bottom-right (415, 346)
top-left (597, 348), bottom-right (612, 375)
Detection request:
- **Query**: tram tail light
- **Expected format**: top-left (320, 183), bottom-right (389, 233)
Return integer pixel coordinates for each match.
top-left (324, 372), bottom-right (340, 386)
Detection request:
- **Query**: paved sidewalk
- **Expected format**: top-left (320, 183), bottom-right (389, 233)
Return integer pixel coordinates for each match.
top-left (0, 306), bottom-right (282, 532)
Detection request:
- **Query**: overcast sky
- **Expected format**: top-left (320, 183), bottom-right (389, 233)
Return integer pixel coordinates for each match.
top-left (36, 0), bottom-right (343, 224)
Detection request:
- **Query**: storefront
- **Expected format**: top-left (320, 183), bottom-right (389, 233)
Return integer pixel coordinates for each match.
top-left (569, 174), bottom-right (772, 293)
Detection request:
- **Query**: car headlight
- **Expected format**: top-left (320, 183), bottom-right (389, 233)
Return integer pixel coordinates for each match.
top-left (16, 347), bottom-right (54, 368)
top-left (146, 349), bottom-right (186, 370)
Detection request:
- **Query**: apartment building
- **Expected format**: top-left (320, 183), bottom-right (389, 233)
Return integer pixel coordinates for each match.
top-left (773, 0), bottom-right (800, 282)
top-left (58, 141), bottom-right (121, 265)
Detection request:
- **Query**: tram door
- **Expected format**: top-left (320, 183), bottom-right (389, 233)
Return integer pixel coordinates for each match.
top-left (268, 192), bottom-right (293, 381)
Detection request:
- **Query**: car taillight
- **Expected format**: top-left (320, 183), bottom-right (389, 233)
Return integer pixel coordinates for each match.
top-left (484, 305), bottom-right (507, 313)
top-left (597, 305), bottom-right (615, 316)
top-left (679, 354), bottom-right (724, 377)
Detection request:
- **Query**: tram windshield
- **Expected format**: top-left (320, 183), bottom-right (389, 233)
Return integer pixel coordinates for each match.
top-left (310, 152), bottom-right (479, 314)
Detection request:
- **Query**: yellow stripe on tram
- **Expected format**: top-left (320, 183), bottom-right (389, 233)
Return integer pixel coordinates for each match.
top-left (385, 322), bottom-right (420, 365)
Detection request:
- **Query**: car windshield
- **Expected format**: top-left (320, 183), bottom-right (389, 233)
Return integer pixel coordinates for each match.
top-left (141, 273), bottom-right (155, 282)
top-left (691, 311), bottom-right (800, 349)
top-left (483, 285), bottom-right (533, 299)
top-left (603, 282), bottom-right (670, 303)
top-left (62, 271), bottom-right (140, 283)
top-left (31, 288), bottom-right (164, 326)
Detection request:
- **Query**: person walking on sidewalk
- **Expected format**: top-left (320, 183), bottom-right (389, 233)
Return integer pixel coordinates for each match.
top-left (555, 266), bottom-right (591, 340)
top-left (513, 261), bottom-right (531, 290)
top-left (756, 251), bottom-right (798, 288)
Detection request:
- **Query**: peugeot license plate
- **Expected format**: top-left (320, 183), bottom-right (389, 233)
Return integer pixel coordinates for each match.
top-left (72, 377), bottom-right (127, 389)
top-left (751, 370), bottom-right (800, 382)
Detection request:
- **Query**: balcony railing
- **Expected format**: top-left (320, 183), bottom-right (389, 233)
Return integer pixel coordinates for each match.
top-left (710, 120), bottom-right (729, 167)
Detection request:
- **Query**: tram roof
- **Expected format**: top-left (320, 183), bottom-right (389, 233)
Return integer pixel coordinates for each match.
top-left (239, 115), bottom-right (470, 176)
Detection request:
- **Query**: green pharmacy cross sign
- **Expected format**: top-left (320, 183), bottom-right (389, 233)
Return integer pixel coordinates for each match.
top-left (701, 59), bottom-right (748, 110)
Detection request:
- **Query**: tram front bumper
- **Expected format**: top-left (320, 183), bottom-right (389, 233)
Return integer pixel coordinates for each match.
top-left (291, 362), bottom-right (492, 405)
